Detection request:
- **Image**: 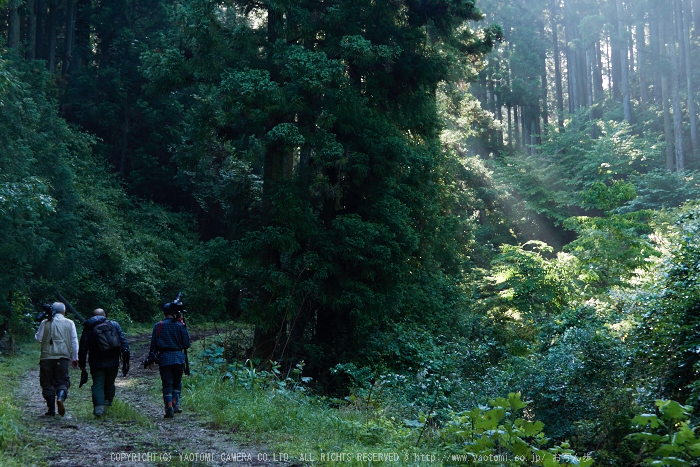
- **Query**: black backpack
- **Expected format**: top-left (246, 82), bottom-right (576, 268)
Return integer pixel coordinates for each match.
top-left (93, 321), bottom-right (121, 355)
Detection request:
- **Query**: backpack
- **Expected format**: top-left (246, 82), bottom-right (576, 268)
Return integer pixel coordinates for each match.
top-left (93, 321), bottom-right (121, 355)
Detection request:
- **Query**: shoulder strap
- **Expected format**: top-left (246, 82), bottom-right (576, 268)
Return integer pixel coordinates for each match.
top-left (157, 320), bottom-right (163, 337)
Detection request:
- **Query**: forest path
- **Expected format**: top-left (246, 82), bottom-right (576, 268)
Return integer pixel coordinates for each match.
top-left (18, 328), bottom-right (291, 467)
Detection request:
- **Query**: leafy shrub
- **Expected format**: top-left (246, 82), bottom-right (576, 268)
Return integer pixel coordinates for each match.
top-left (496, 322), bottom-right (635, 461)
top-left (629, 202), bottom-right (700, 407)
top-left (626, 400), bottom-right (700, 466)
top-left (440, 393), bottom-right (594, 466)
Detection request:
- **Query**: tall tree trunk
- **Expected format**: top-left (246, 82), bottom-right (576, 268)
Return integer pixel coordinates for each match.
top-left (663, 75), bottom-right (675, 170)
top-left (651, 18), bottom-right (663, 103)
top-left (530, 114), bottom-right (538, 153)
top-left (617, 0), bottom-right (632, 123)
top-left (506, 70), bottom-right (513, 147)
top-left (513, 105), bottom-right (520, 148)
top-left (669, 15), bottom-right (685, 171)
top-left (576, 48), bottom-right (587, 111)
top-left (570, 48), bottom-right (580, 111)
top-left (605, 35), bottom-right (611, 96)
top-left (8, 0), bottom-right (20, 50)
top-left (660, 20), bottom-right (675, 170)
top-left (594, 40), bottom-right (605, 103)
top-left (611, 28), bottom-right (622, 99)
top-left (495, 93), bottom-right (503, 146)
top-left (676, 0), bottom-right (687, 81)
top-left (26, 0), bottom-right (37, 60)
top-left (46, 0), bottom-right (58, 72)
top-left (566, 48), bottom-right (574, 113)
top-left (63, 0), bottom-right (76, 74)
top-left (522, 108), bottom-right (531, 154)
top-left (629, 30), bottom-right (635, 74)
top-left (637, 22), bottom-right (648, 104)
top-left (587, 48), bottom-right (595, 137)
top-left (552, 1), bottom-right (564, 128)
top-left (563, 0), bottom-right (576, 112)
top-left (71, 0), bottom-right (89, 73)
top-left (682, 0), bottom-right (699, 152)
top-left (36, 0), bottom-right (47, 60)
top-left (540, 30), bottom-right (548, 132)
top-left (487, 72), bottom-right (495, 114)
top-left (507, 104), bottom-right (513, 148)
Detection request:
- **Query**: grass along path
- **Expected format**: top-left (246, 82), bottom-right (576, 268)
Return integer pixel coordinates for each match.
top-left (15, 326), bottom-right (293, 467)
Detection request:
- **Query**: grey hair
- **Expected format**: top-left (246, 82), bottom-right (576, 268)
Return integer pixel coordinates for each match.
top-left (51, 302), bottom-right (66, 314)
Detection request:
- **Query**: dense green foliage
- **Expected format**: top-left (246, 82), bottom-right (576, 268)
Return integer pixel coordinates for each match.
top-left (0, 55), bottom-right (195, 332)
top-left (4, 0), bottom-right (700, 464)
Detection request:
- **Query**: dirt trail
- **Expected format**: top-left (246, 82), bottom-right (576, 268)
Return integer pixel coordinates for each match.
top-left (19, 329), bottom-right (294, 467)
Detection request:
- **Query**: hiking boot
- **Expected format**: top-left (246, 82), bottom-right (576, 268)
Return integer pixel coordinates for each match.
top-left (174, 405), bottom-right (182, 414)
top-left (93, 405), bottom-right (105, 417)
top-left (45, 398), bottom-right (55, 416)
top-left (164, 407), bottom-right (175, 419)
top-left (56, 390), bottom-right (66, 417)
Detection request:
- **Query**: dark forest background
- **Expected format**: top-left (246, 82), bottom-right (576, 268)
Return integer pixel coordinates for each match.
top-left (4, 0), bottom-right (700, 464)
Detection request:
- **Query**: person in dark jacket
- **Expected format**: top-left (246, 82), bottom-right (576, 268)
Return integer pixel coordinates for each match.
top-left (78, 308), bottom-right (130, 417)
top-left (150, 302), bottom-right (190, 418)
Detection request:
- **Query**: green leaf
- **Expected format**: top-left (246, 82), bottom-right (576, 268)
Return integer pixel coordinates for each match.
top-left (516, 418), bottom-right (545, 437)
top-left (657, 457), bottom-right (689, 466)
top-left (688, 443), bottom-right (700, 456)
top-left (626, 432), bottom-right (663, 442)
top-left (511, 437), bottom-right (532, 457)
top-left (632, 414), bottom-right (663, 428)
top-left (656, 400), bottom-right (692, 421)
top-left (508, 392), bottom-right (530, 411)
top-left (653, 443), bottom-right (684, 457)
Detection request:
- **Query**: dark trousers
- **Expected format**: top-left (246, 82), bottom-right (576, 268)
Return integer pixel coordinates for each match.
top-left (39, 358), bottom-right (71, 402)
top-left (159, 364), bottom-right (184, 396)
top-left (91, 367), bottom-right (118, 406)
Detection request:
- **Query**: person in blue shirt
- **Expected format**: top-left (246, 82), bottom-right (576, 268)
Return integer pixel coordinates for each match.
top-left (150, 302), bottom-right (190, 418)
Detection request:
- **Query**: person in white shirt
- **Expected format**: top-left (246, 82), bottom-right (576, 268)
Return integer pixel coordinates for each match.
top-left (35, 302), bottom-right (79, 416)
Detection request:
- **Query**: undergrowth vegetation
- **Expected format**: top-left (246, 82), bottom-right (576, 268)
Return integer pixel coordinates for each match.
top-left (185, 337), bottom-right (603, 466)
top-left (0, 344), bottom-right (46, 466)
top-left (183, 320), bottom-right (700, 466)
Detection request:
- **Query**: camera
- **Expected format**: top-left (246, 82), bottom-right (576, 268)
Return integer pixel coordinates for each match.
top-left (142, 351), bottom-right (160, 369)
top-left (35, 303), bottom-right (55, 322)
top-left (165, 292), bottom-right (187, 320)
top-left (171, 292), bottom-right (187, 316)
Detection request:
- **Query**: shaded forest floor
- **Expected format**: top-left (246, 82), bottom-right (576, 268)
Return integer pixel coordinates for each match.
top-left (18, 330), bottom-right (294, 466)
